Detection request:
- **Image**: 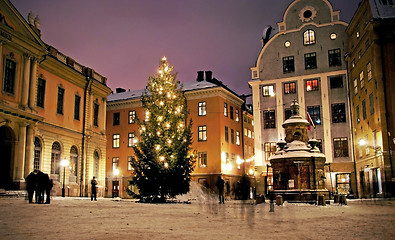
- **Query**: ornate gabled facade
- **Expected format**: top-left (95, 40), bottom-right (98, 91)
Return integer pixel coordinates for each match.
top-left (0, 0), bottom-right (111, 197)
top-left (106, 71), bottom-right (254, 198)
top-left (249, 0), bottom-right (354, 196)
top-left (346, 0), bottom-right (395, 198)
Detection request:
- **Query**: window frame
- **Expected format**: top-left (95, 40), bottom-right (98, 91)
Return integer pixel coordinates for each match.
top-left (284, 82), bottom-right (296, 94)
top-left (263, 110), bottom-right (276, 129)
top-left (330, 76), bottom-right (343, 89)
top-left (304, 52), bottom-right (317, 70)
top-left (128, 132), bottom-right (136, 147)
top-left (129, 110), bottom-right (136, 124)
top-left (113, 112), bottom-right (120, 126)
top-left (331, 103), bottom-right (346, 123)
top-left (333, 137), bottom-right (349, 158)
top-left (198, 152), bottom-right (208, 168)
top-left (303, 29), bottom-right (316, 45)
top-left (283, 56), bottom-right (295, 73)
top-left (112, 134), bottom-right (120, 148)
top-left (198, 102), bottom-right (207, 116)
top-left (93, 101), bottom-right (99, 127)
top-left (198, 125), bottom-right (207, 141)
top-left (307, 105), bottom-right (321, 125)
top-left (3, 58), bottom-right (16, 95)
top-left (56, 86), bottom-right (65, 115)
top-left (306, 79), bottom-right (319, 92)
top-left (328, 48), bottom-right (342, 67)
top-left (262, 85), bottom-right (275, 97)
top-left (224, 103), bottom-right (228, 117)
top-left (74, 94), bottom-right (81, 120)
top-left (36, 77), bottom-right (46, 108)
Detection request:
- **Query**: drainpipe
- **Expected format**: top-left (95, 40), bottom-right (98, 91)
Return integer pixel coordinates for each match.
top-left (80, 76), bottom-right (93, 197)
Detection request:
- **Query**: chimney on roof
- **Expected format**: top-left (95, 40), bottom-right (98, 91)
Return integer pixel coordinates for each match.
top-left (205, 71), bottom-right (212, 81)
top-left (116, 88), bottom-right (126, 93)
top-left (197, 71), bottom-right (204, 82)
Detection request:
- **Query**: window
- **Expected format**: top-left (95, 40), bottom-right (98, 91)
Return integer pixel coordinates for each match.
top-left (94, 151), bottom-right (100, 178)
top-left (362, 99), bottom-right (367, 120)
top-left (128, 132), bottom-right (136, 147)
top-left (283, 56), bottom-right (295, 73)
top-left (360, 71), bottom-right (364, 89)
top-left (225, 126), bottom-right (229, 142)
top-left (74, 95), bottom-right (81, 120)
top-left (113, 112), bottom-right (120, 126)
top-left (3, 59), bottom-right (16, 94)
top-left (70, 146), bottom-right (78, 182)
top-left (198, 126), bottom-right (207, 141)
top-left (356, 106), bottom-right (360, 123)
top-left (369, 93), bottom-right (374, 115)
top-left (306, 79), bottom-right (319, 92)
top-left (112, 134), bottom-right (120, 148)
top-left (33, 137), bottom-right (41, 171)
top-left (236, 131), bottom-right (240, 145)
top-left (248, 129), bottom-right (252, 138)
top-left (231, 129), bottom-right (235, 144)
top-left (328, 49), bottom-right (342, 66)
top-left (305, 52), bottom-right (317, 69)
top-left (334, 137), bottom-right (349, 157)
top-left (353, 78), bottom-right (358, 95)
top-left (284, 82), bottom-right (296, 94)
top-left (264, 142), bottom-right (277, 161)
top-left (367, 62), bottom-right (372, 81)
top-left (330, 76), bottom-right (343, 88)
top-left (332, 103), bottom-right (346, 123)
top-left (352, 59), bottom-right (355, 68)
top-left (129, 110), bottom-right (136, 124)
top-left (235, 109), bottom-right (239, 122)
top-left (198, 152), bottom-right (207, 168)
top-left (262, 85), bottom-right (275, 97)
top-left (263, 110), bottom-right (275, 129)
top-left (93, 101), bottom-right (99, 127)
top-left (303, 30), bottom-right (316, 45)
top-left (36, 78), bottom-right (46, 108)
top-left (112, 157), bottom-right (119, 171)
top-left (198, 102), bottom-right (207, 116)
top-left (284, 108), bottom-right (292, 120)
top-left (244, 128), bottom-right (248, 136)
top-left (50, 142), bottom-right (61, 179)
top-left (224, 103), bottom-right (228, 117)
top-left (56, 87), bottom-right (65, 115)
top-left (230, 106), bottom-right (234, 120)
top-left (127, 156), bottom-right (134, 171)
top-left (307, 106), bottom-right (321, 125)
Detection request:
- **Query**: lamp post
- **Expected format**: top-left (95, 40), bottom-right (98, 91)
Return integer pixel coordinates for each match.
top-left (113, 168), bottom-right (119, 198)
top-left (61, 159), bottom-right (69, 197)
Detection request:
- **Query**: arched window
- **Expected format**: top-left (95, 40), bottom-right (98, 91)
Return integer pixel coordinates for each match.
top-left (33, 137), bottom-right (41, 171)
top-left (303, 30), bottom-right (315, 45)
top-left (94, 151), bottom-right (100, 178)
top-left (51, 142), bottom-right (61, 181)
top-left (70, 146), bottom-right (78, 183)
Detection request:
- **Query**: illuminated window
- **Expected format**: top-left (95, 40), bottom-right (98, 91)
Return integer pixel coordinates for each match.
top-left (303, 30), bottom-right (316, 45)
top-left (198, 102), bottom-right (206, 116)
top-left (127, 156), bottom-right (135, 171)
top-left (353, 78), bottom-right (358, 95)
top-left (367, 62), bottom-right (372, 81)
top-left (128, 132), bottom-right (136, 147)
top-left (330, 33), bottom-right (337, 40)
top-left (306, 79), bottom-right (319, 92)
top-left (360, 71), bottom-right (365, 89)
top-left (129, 110), bottom-right (136, 124)
top-left (224, 103), bottom-right (228, 117)
top-left (283, 56), bottom-right (295, 73)
top-left (51, 142), bottom-right (61, 178)
top-left (284, 82), bottom-right (296, 94)
top-left (334, 137), bottom-right (349, 158)
top-left (198, 152), bottom-right (207, 168)
top-left (235, 109), bottom-right (239, 122)
top-left (264, 142), bottom-right (277, 161)
top-left (304, 52), bottom-right (317, 69)
top-left (262, 85), bottom-right (275, 97)
top-left (69, 146), bottom-right (78, 182)
top-left (236, 131), bottom-right (240, 145)
top-left (112, 157), bottom-right (119, 171)
top-left (112, 134), bottom-right (120, 148)
top-left (198, 125), bottom-right (207, 141)
top-left (284, 41), bottom-right (291, 48)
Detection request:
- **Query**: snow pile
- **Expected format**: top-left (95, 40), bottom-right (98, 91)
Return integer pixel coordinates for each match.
top-left (175, 181), bottom-right (217, 203)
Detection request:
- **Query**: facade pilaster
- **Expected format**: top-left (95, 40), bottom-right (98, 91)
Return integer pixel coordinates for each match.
top-left (14, 123), bottom-right (27, 181)
top-left (21, 54), bottom-right (31, 107)
top-left (28, 58), bottom-right (38, 110)
top-left (24, 124), bottom-right (34, 176)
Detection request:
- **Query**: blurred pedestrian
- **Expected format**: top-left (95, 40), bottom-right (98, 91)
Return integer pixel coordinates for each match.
top-left (216, 176), bottom-right (225, 204)
top-left (25, 171), bottom-right (37, 204)
top-left (91, 176), bottom-right (97, 201)
top-left (45, 175), bottom-right (53, 204)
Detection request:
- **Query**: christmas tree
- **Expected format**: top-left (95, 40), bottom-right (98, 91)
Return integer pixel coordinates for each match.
top-left (131, 57), bottom-right (196, 202)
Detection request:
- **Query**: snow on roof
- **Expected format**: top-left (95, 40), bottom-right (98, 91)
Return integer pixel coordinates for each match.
top-left (282, 117), bottom-right (309, 126)
top-left (107, 80), bottom-right (219, 102)
top-left (369, 0), bottom-right (395, 19)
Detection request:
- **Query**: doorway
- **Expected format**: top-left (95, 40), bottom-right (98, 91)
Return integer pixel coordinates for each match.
top-left (0, 126), bottom-right (14, 189)
top-left (112, 181), bottom-right (119, 198)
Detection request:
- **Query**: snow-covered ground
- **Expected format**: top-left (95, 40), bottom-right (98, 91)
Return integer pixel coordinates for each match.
top-left (0, 183), bottom-right (394, 240)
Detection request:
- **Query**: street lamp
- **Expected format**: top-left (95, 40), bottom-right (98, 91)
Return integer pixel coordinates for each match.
top-left (61, 158), bottom-right (69, 197)
top-left (113, 168), bottom-right (119, 198)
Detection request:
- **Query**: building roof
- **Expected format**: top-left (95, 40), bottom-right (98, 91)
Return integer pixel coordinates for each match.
top-left (369, 0), bottom-right (395, 19)
top-left (107, 80), bottom-right (223, 102)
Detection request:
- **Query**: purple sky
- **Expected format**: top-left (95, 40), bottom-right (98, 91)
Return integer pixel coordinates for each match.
top-left (11, 0), bottom-right (360, 95)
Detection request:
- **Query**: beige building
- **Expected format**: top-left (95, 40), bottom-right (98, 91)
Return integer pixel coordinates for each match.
top-left (249, 0), bottom-right (355, 196)
top-left (346, 0), bottom-right (395, 198)
top-left (0, 0), bottom-right (111, 197)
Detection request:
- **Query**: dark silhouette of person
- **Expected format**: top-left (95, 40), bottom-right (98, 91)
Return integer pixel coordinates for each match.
top-left (25, 171), bottom-right (37, 204)
top-left (91, 176), bottom-right (97, 201)
top-left (216, 176), bottom-right (225, 204)
top-left (44, 174), bottom-right (53, 204)
top-left (36, 171), bottom-right (46, 204)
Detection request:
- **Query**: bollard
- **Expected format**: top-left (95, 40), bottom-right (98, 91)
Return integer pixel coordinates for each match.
top-left (318, 195), bottom-right (326, 206)
top-left (269, 200), bottom-right (275, 212)
top-left (276, 195), bottom-right (284, 206)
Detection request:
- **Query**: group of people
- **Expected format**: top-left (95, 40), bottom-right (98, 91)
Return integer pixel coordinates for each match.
top-left (25, 170), bottom-right (53, 204)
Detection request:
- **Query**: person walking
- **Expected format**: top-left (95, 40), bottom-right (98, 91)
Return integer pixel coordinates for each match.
top-left (91, 176), bottom-right (98, 201)
top-left (216, 176), bottom-right (225, 204)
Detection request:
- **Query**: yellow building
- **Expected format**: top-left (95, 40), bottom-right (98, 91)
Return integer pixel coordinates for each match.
top-left (346, 0), bottom-right (395, 198)
top-left (0, 0), bottom-right (111, 197)
top-left (106, 71), bottom-right (253, 198)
